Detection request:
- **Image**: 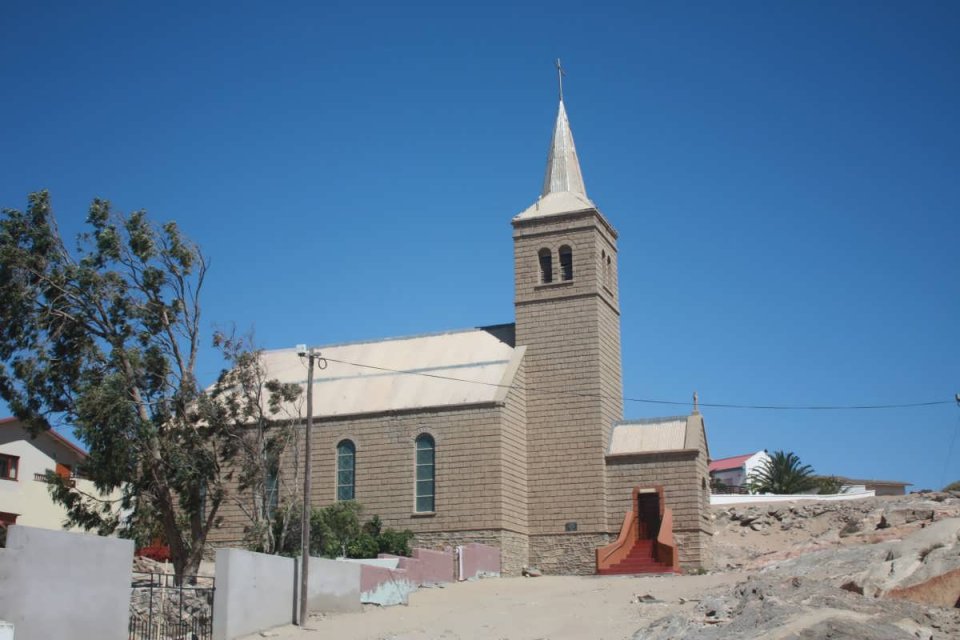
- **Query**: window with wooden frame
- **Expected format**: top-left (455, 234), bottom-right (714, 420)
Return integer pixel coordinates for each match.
top-left (0, 454), bottom-right (19, 481)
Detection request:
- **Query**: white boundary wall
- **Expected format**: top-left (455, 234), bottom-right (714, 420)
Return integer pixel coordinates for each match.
top-left (303, 557), bottom-right (361, 613)
top-left (0, 525), bottom-right (133, 640)
top-left (213, 550), bottom-right (365, 640)
top-left (711, 489), bottom-right (875, 506)
top-left (212, 548), bottom-right (296, 640)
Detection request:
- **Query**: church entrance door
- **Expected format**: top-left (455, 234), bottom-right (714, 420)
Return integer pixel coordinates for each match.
top-left (637, 490), bottom-right (660, 540)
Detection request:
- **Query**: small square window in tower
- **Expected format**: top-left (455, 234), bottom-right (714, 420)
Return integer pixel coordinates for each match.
top-left (559, 245), bottom-right (573, 281)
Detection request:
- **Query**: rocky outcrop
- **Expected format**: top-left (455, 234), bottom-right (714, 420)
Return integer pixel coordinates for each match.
top-left (633, 493), bottom-right (960, 639)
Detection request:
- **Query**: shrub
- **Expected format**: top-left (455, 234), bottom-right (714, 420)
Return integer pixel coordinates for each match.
top-left (814, 476), bottom-right (844, 495)
top-left (272, 502), bottom-right (413, 559)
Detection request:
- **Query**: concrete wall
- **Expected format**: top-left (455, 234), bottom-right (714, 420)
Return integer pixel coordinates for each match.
top-left (383, 548), bottom-right (455, 586)
top-left (711, 490), bottom-right (876, 505)
top-left (213, 548), bottom-right (296, 640)
top-left (303, 557), bottom-right (361, 614)
top-left (0, 525), bottom-right (133, 640)
top-left (459, 542), bottom-right (501, 580)
top-left (360, 564), bottom-right (417, 606)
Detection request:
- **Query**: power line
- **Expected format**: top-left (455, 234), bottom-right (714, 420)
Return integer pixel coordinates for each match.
top-left (321, 356), bottom-right (954, 412)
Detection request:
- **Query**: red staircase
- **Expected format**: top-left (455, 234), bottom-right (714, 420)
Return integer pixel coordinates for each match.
top-left (596, 539), bottom-right (675, 575)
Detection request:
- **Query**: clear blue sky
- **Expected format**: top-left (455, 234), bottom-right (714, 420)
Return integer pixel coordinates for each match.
top-left (2, 1), bottom-right (958, 490)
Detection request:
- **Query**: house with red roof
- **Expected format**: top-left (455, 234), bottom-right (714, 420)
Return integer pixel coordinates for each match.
top-left (708, 450), bottom-right (771, 492)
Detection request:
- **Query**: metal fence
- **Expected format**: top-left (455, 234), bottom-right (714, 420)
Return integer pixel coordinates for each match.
top-left (129, 571), bottom-right (215, 640)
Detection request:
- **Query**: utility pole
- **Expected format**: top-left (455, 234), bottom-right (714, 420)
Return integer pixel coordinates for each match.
top-left (296, 345), bottom-right (325, 627)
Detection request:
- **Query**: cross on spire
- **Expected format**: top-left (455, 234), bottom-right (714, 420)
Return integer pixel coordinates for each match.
top-left (555, 58), bottom-right (566, 102)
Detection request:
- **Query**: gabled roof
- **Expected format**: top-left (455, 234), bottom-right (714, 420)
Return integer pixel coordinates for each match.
top-left (255, 324), bottom-right (523, 419)
top-left (708, 453), bottom-right (756, 473)
top-left (607, 414), bottom-right (707, 457)
top-left (0, 416), bottom-right (88, 460)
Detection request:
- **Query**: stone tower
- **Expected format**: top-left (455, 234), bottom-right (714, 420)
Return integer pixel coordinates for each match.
top-left (513, 97), bottom-right (624, 573)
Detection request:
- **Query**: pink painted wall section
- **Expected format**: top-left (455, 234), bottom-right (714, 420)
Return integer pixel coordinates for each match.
top-left (458, 543), bottom-right (501, 581)
top-left (379, 548), bottom-right (455, 586)
top-left (359, 564), bottom-right (417, 607)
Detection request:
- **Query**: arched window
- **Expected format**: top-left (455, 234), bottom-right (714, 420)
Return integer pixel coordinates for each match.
top-left (559, 245), bottom-right (573, 281)
top-left (336, 440), bottom-right (356, 501)
top-left (415, 434), bottom-right (435, 513)
top-left (538, 248), bottom-right (553, 284)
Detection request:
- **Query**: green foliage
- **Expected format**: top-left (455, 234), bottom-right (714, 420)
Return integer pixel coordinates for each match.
top-left (747, 450), bottom-right (818, 495)
top-left (376, 527), bottom-right (414, 557)
top-left (273, 502), bottom-right (413, 559)
top-left (0, 192), bottom-right (296, 583)
top-left (814, 475), bottom-right (844, 495)
top-left (208, 331), bottom-right (302, 555)
top-left (943, 480), bottom-right (960, 492)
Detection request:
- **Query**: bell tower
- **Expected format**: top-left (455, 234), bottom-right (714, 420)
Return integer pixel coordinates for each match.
top-left (513, 86), bottom-right (624, 573)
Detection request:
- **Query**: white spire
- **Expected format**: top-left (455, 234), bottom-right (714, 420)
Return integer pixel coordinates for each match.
top-left (541, 99), bottom-right (587, 198)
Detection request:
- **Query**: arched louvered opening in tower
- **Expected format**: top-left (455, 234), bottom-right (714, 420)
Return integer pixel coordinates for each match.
top-left (559, 245), bottom-right (573, 281)
top-left (538, 248), bottom-right (553, 284)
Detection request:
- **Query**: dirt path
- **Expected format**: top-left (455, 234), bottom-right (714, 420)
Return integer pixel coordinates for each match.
top-left (252, 573), bottom-right (737, 640)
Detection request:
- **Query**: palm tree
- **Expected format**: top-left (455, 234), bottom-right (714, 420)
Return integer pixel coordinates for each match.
top-left (747, 450), bottom-right (818, 494)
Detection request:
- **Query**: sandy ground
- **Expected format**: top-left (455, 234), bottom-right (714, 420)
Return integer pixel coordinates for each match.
top-left (248, 573), bottom-right (737, 640)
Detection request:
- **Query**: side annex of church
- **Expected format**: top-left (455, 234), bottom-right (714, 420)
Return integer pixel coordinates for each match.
top-left (212, 90), bottom-right (713, 575)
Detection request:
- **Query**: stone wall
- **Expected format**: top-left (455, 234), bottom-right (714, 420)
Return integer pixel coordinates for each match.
top-left (605, 450), bottom-right (709, 570)
top-left (210, 395), bottom-right (527, 548)
top-left (528, 532), bottom-right (613, 575)
top-left (514, 208), bottom-right (623, 539)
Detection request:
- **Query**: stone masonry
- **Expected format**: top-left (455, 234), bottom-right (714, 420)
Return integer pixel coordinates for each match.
top-left (514, 207), bottom-right (624, 573)
top-left (209, 96), bottom-right (712, 577)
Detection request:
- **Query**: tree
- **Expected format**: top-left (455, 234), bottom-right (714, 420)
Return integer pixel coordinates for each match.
top-left (208, 331), bottom-right (302, 555)
top-left (0, 191), bottom-right (246, 582)
top-left (943, 480), bottom-right (960, 493)
top-left (747, 450), bottom-right (818, 495)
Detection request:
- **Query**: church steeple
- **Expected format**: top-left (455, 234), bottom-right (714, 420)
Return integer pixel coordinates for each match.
top-left (541, 99), bottom-right (587, 198)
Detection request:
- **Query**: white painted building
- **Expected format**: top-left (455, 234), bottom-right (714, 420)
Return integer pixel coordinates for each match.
top-left (708, 450), bottom-right (771, 490)
top-left (0, 416), bottom-right (118, 532)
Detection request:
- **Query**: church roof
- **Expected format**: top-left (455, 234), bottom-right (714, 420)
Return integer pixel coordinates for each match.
top-left (542, 99), bottom-right (586, 198)
top-left (256, 324), bottom-right (522, 419)
top-left (607, 415), bottom-right (707, 457)
top-left (515, 99), bottom-right (600, 221)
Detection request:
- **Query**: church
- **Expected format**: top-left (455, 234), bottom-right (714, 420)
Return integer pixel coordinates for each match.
top-left (213, 91), bottom-right (713, 575)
